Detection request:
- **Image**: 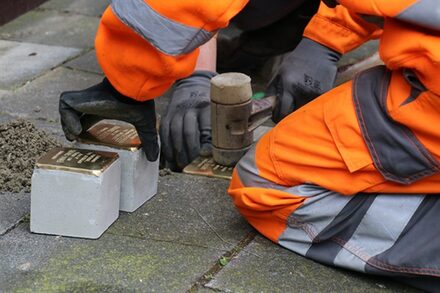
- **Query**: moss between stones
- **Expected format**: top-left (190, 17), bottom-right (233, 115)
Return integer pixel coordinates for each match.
top-left (14, 244), bottom-right (161, 292)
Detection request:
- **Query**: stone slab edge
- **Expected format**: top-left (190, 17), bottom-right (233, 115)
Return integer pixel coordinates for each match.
top-left (0, 192), bottom-right (30, 236)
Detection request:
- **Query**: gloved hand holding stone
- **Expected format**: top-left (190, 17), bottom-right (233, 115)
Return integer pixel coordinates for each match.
top-left (268, 38), bottom-right (341, 123)
top-left (59, 78), bottom-right (159, 162)
top-left (160, 71), bottom-right (217, 171)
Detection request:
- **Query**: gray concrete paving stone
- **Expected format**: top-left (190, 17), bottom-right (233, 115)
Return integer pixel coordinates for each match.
top-left (0, 10), bottom-right (99, 49)
top-left (0, 89), bottom-right (8, 97)
top-left (0, 67), bottom-right (102, 122)
top-left (110, 173), bottom-right (253, 251)
top-left (32, 119), bottom-right (70, 144)
top-left (40, 0), bottom-right (111, 17)
top-left (206, 236), bottom-right (419, 293)
top-left (0, 224), bottom-right (203, 292)
top-left (0, 224), bottom-right (74, 287)
top-left (0, 193), bottom-right (30, 235)
top-left (0, 40), bottom-right (81, 90)
top-left (0, 90), bottom-right (13, 123)
top-left (194, 287), bottom-right (220, 293)
top-left (64, 50), bottom-right (103, 74)
top-left (0, 169), bottom-right (251, 293)
top-left (0, 113), bottom-right (15, 124)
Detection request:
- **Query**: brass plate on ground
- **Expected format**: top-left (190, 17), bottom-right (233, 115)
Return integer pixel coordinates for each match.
top-left (36, 147), bottom-right (119, 176)
top-left (78, 123), bottom-right (141, 152)
top-left (183, 157), bottom-right (233, 180)
top-left (183, 126), bottom-right (273, 180)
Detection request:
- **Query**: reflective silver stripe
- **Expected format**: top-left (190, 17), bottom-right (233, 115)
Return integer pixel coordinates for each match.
top-left (111, 0), bottom-right (214, 56)
top-left (278, 227), bottom-right (313, 256)
top-left (397, 0), bottom-right (440, 31)
top-left (333, 194), bottom-right (424, 272)
top-left (278, 187), bottom-right (352, 255)
top-left (235, 148), bottom-right (347, 255)
top-left (333, 249), bottom-right (367, 273)
top-left (235, 145), bottom-right (287, 191)
top-left (236, 145), bottom-right (328, 197)
top-left (236, 148), bottom-right (338, 254)
top-left (366, 196), bottom-right (440, 277)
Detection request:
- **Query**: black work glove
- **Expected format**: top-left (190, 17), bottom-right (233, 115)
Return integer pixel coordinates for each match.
top-left (160, 71), bottom-right (216, 171)
top-left (268, 38), bottom-right (341, 123)
top-left (59, 78), bottom-right (159, 162)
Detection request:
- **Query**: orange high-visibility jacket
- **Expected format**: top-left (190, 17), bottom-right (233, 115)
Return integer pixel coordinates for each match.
top-left (95, 0), bottom-right (248, 101)
top-left (96, 0), bottom-right (440, 100)
top-left (300, 1), bottom-right (440, 190)
top-left (227, 2), bottom-right (440, 283)
top-left (304, 1), bottom-right (440, 95)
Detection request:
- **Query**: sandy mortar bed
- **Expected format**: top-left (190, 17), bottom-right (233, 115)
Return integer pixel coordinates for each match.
top-left (0, 119), bottom-right (61, 193)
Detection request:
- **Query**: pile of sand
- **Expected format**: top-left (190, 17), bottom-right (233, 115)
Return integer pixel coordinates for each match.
top-left (0, 120), bottom-right (61, 193)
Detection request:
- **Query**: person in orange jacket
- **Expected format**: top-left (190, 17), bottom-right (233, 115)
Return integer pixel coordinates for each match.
top-left (159, 0), bottom-right (320, 171)
top-left (229, 1), bottom-right (440, 291)
top-left (58, 0), bottom-right (440, 289)
top-left (59, 0), bottom-right (249, 163)
top-left (59, 0), bottom-right (322, 168)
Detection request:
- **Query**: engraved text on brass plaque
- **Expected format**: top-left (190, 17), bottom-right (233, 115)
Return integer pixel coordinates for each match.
top-left (78, 123), bottom-right (141, 151)
top-left (36, 147), bottom-right (119, 176)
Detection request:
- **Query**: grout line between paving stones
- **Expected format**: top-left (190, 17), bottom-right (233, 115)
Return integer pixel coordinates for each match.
top-left (107, 230), bottom-right (261, 258)
top-left (61, 65), bottom-right (103, 77)
top-left (106, 230), bottom-right (216, 250)
top-left (56, 47), bottom-right (98, 73)
top-left (0, 45), bottom-right (86, 91)
top-left (0, 48), bottom-right (100, 92)
top-left (59, 48), bottom-right (92, 64)
top-left (62, 65), bottom-right (103, 76)
top-left (187, 231), bottom-right (257, 293)
top-left (0, 213), bottom-right (29, 237)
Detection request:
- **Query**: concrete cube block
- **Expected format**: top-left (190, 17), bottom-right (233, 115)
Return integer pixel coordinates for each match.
top-left (76, 122), bottom-right (159, 212)
top-left (31, 147), bottom-right (121, 239)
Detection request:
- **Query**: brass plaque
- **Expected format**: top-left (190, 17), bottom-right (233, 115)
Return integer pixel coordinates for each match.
top-left (183, 126), bottom-right (272, 180)
top-left (78, 123), bottom-right (141, 152)
top-left (183, 157), bottom-right (233, 180)
top-left (36, 147), bottom-right (119, 176)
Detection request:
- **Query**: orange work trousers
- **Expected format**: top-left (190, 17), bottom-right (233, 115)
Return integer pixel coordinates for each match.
top-left (229, 67), bottom-right (440, 290)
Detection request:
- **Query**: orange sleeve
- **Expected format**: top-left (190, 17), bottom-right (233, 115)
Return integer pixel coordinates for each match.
top-left (337, 0), bottom-right (417, 18)
top-left (95, 0), bottom-right (248, 101)
top-left (303, 3), bottom-right (382, 54)
top-left (338, 0), bottom-right (440, 32)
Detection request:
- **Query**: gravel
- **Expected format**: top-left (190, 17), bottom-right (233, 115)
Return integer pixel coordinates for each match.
top-left (0, 119), bottom-right (60, 193)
